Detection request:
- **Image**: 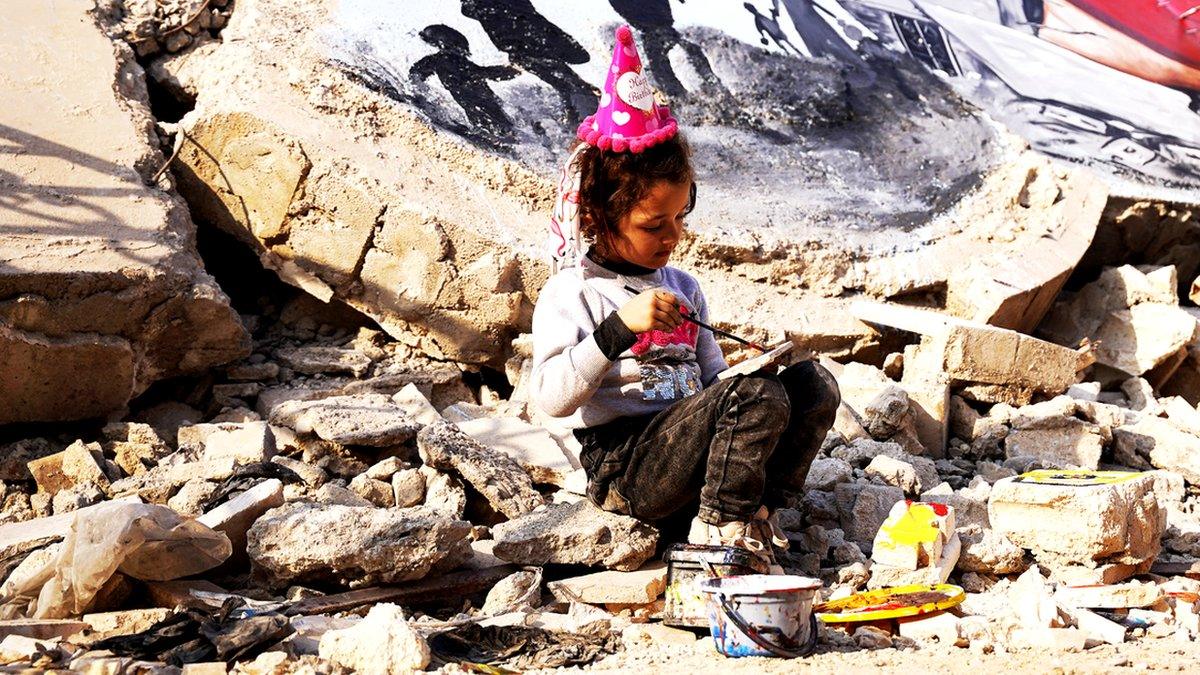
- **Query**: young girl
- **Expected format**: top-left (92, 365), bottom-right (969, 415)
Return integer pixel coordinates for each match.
top-left (531, 26), bottom-right (840, 568)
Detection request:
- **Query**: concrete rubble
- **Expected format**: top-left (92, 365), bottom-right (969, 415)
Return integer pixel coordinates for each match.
top-left (1, 0), bottom-right (1199, 670)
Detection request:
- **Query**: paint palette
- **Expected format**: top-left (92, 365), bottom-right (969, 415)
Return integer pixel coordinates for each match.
top-left (814, 583), bottom-right (965, 623)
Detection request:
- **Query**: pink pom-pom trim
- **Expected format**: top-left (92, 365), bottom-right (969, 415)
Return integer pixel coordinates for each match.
top-left (616, 25), bottom-right (633, 45)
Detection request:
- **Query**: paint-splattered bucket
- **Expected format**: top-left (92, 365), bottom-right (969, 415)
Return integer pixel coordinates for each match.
top-left (699, 574), bottom-right (822, 658)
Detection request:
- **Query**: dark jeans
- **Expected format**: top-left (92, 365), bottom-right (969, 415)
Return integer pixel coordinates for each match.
top-left (575, 361), bottom-right (841, 525)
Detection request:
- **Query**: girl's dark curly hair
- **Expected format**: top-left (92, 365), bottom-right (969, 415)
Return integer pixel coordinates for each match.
top-left (573, 133), bottom-right (696, 259)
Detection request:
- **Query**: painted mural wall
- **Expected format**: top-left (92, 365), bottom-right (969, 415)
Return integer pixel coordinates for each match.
top-left (330, 0), bottom-right (1200, 201)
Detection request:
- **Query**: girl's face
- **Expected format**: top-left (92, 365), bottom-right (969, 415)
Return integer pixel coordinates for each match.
top-left (609, 180), bottom-right (691, 269)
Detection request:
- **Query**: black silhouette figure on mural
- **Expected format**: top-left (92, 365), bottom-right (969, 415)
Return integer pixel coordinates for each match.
top-left (409, 24), bottom-right (518, 142)
top-left (459, 0), bottom-right (596, 124)
top-left (745, 0), bottom-right (804, 56)
top-left (608, 0), bottom-right (727, 100)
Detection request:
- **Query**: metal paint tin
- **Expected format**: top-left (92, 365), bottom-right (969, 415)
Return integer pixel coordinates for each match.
top-left (699, 574), bottom-right (823, 658)
top-left (662, 544), bottom-right (769, 628)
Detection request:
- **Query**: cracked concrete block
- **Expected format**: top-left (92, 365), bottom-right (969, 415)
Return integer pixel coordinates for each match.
top-left (548, 562), bottom-right (667, 605)
top-left (455, 416), bottom-right (576, 488)
top-left (492, 501), bottom-right (658, 571)
top-left (417, 420), bottom-right (543, 519)
top-left (0, 0), bottom-right (248, 425)
top-left (270, 394), bottom-right (420, 447)
top-left (1004, 419), bottom-right (1104, 470)
top-left (177, 421), bottom-right (276, 465)
top-left (1112, 416), bottom-right (1200, 483)
top-left (988, 471), bottom-right (1164, 583)
top-left (248, 502), bottom-right (470, 588)
top-left (871, 500), bottom-right (954, 570)
top-left (318, 603), bottom-right (429, 674)
top-left (835, 482), bottom-right (905, 552)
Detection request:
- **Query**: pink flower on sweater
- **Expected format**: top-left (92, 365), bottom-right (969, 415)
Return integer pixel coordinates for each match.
top-left (631, 305), bottom-right (699, 356)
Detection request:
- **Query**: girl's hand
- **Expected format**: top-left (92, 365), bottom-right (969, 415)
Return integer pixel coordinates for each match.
top-left (617, 290), bottom-right (682, 334)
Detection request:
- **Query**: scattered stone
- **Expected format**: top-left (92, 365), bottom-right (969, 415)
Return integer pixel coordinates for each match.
top-left (365, 457), bottom-right (405, 481)
top-left (480, 569), bottom-right (543, 616)
top-left (1092, 304), bottom-right (1198, 379)
top-left (177, 422), bottom-right (276, 465)
top-left (897, 611), bottom-right (961, 644)
top-left (1121, 377), bottom-right (1159, 413)
top-left (318, 603), bottom-right (429, 674)
top-left (315, 483), bottom-right (373, 507)
top-left (390, 383), bottom-right (443, 426)
top-left (82, 609), bottom-right (172, 639)
top-left (492, 501), bottom-right (658, 572)
top-left (1066, 382), bottom-right (1101, 401)
top-left (51, 481), bottom-right (106, 514)
top-left (198, 479), bottom-right (284, 562)
top-left (349, 475), bottom-right (394, 508)
top-left (1055, 581), bottom-right (1164, 609)
top-left (391, 469), bottom-right (426, 508)
top-left (28, 441), bottom-right (109, 496)
top-left (248, 502), bottom-right (470, 588)
top-left (988, 472), bottom-right (1165, 583)
top-left (271, 456), bottom-right (327, 488)
top-left (548, 562), bottom-right (667, 605)
top-left (417, 420), bottom-right (543, 519)
top-left (276, 345), bottom-right (372, 377)
top-left (835, 482), bottom-right (905, 551)
top-left (1061, 605), bottom-right (1126, 645)
top-left (852, 625), bottom-right (893, 649)
top-left (865, 454), bottom-right (938, 496)
top-left (1004, 418), bottom-right (1104, 470)
top-left (863, 385), bottom-right (910, 439)
top-left (804, 458), bottom-right (853, 492)
top-left (0, 619), bottom-right (88, 641)
top-left (1112, 417), bottom-right (1200, 483)
top-left (270, 394), bottom-right (420, 447)
top-left (622, 623), bottom-right (698, 648)
top-left (419, 467), bottom-right (467, 519)
top-left (955, 524), bottom-right (1027, 575)
top-left (456, 417), bottom-right (578, 487)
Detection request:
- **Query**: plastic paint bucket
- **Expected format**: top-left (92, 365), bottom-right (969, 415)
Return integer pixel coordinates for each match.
top-left (699, 574), bottom-right (822, 658)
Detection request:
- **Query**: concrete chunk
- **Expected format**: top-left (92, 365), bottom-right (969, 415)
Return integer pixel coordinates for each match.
top-left (318, 603), bottom-right (429, 674)
top-left (988, 471), bottom-right (1165, 583)
top-left (547, 562), bottom-right (667, 605)
top-left (492, 501), bottom-right (658, 572)
top-left (417, 420), bottom-right (543, 519)
top-left (197, 479), bottom-right (284, 562)
top-left (270, 394), bottom-right (420, 447)
top-left (871, 500), bottom-right (955, 570)
top-left (247, 502), bottom-right (471, 588)
top-left (456, 417), bottom-right (576, 488)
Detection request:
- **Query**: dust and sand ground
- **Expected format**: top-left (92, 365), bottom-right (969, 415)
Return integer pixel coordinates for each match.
top-left (579, 634), bottom-right (1200, 673)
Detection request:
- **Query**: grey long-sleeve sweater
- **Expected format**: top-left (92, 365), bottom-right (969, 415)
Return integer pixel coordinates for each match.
top-left (530, 255), bottom-right (728, 429)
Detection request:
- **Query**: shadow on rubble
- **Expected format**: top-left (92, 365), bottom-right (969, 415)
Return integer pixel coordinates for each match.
top-left (0, 124), bottom-right (180, 272)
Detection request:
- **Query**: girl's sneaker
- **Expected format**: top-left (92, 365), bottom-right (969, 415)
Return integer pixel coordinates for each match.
top-left (687, 512), bottom-right (783, 574)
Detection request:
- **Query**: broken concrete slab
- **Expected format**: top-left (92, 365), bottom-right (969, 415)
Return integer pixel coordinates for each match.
top-left (0, 0), bottom-right (248, 425)
top-left (269, 394), bottom-right (420, 447)
top-left (197, 479), bottom-right (284, 563)
top-left (480, 569), bottom-right (542, 616)
top-left (1112, 416), bottom-right (1200, 484)
top-left (0, 619), bottom-right (88, 641)
top-left (417, 420), bottom-right (543, 519)
top-left (247, 502), bottom-right (470, 588)
top-left (390, 383), bottom-right (443, 426)
top-left (177, 422), bottom-right (276, 465)
top-left (547, 562), bottom-right (667, 605)
top-left (1061, 605), bottom-right (1126, 645)
top-left (455, 416), bottom-right (576, 488)
top-left (988, 471), bottom-right (1165, 583)
top-left (1092, 305), bottom-right (1198, 379)
top-left (275, 345), bottom-right (372, 378)
top-left (1055, 581), bottom-right (1164, 609)
top-left (492, 501), bottom-right (658, 572)
top-left (853, 301), bottom-right (1084, 395)
top-left (419, 467), bottom-right (466, 520)
top-left (82, 608), bottom-right (172, 639)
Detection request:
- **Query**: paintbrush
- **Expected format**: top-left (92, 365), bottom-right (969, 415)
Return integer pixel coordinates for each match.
top-left (623, 285), bottom-right (767, 352)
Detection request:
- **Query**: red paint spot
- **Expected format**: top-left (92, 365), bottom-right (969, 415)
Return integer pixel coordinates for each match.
top-left (927, 502), bottom-right (949, 516)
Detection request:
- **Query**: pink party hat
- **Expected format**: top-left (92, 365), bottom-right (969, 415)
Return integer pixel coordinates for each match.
top-left (576, 25), bottom-right (678, 153)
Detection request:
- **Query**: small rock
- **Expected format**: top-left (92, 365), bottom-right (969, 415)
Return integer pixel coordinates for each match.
top-left (349, 475), bottom-right (395, 508)
top-left (853, 625), bottom-right (893, 649)
top-left (481, 569), bottom-right (543, 616)
top-left (270, 395), bottom-right (420, 447)
top-left (276, 345), bottom-right (372, 377)
top-left (391, 468), bottom-right (426, 508)
top-left (804, 457), bottom-right (853, 491)
top-left (315, 482), bottom-right (374, 507)
top-left (318, 603), bottom-right (430, 674)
